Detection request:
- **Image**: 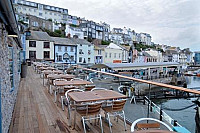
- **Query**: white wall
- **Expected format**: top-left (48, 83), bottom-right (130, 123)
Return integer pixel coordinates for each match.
top-left (77, 44), bottom-right (94, 64)
top-left (26, 40), bottom-right (54, 60)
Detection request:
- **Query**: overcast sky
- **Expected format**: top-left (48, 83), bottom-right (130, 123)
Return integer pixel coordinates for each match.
top-left (31, 0), bottom-right (200, 51)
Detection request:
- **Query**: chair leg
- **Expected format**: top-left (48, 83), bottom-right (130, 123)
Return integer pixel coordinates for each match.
top-left (50, 85), bottom-right (52, 94)
top-left (122, 110), bottom-right (127, 131)
top-left (54, 90), bottom-right (57, 103)
top-left (99, 115), bottom-right (103, 133)
top-left (61, 96), bottom-right (64, 111)
top-left (107, 113), bottom-right (112, 133)
top-left (67, 103), bottom-right (70, 119)
top-left (82, 117), bottom-right (86, 133)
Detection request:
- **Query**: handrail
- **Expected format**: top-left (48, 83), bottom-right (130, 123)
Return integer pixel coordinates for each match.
top-left (79, 67), bottom-right (200, 95)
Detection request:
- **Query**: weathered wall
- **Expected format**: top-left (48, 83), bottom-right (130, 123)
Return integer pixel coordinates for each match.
top-left (0, 22), bottom-right (21, 133)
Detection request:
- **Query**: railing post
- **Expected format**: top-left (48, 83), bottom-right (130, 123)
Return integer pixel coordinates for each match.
top-left (160, 108), bottom-right (163, 121)
top-left (150, 101), bottom-right (153, 112)
top-left (174, 120), bottom-right (177, 126)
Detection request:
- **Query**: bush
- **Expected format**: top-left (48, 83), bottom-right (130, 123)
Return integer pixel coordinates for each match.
top-left (101, 40), bottom-right (110, 45)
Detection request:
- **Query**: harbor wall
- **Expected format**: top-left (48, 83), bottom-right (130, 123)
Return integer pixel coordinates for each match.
top-left (0, 23), bottom-right (21, 133)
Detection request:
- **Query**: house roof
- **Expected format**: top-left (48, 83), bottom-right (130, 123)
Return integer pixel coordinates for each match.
top-left (101, 62), bottom-right (180, 71)
top-left (51, 37), bottom-right (77, 45)
top-left (94, 45), bottom-right (106, 50)
top-left (70, 38), bottom-right (92, 45)
top-left (27, 31), bottom-right (53, 41)
top-left (143, 52), bottom-right (152, 57)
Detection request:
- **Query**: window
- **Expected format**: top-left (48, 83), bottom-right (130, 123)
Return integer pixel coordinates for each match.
top-left (119, 53), bottom-right (121, 58)
top-left (88, 45), bottom-right (91, 47)
top-left (43, 42), bottom-right (50, 48)
top-left (39, 4), bottom-right (43, 10)
top-left (79, 49), bottom-right (83, 54)
top-left (58, 46), bottom-right (62, 52)
top-left (114, 53), bottom-right (116, 58)
top-left (58, 55), bottom-right (62, 61)
top-left (70, 47), bottom-right (74, 52)
top-left (70, 56), bottom-right (74, 61)
top-left (54, 13), bottom-right (57, 16)
top-left (105, 52), bottom-right (107, 58)
top-left (80, 44), bottom-right (82, 46)
top-left (65, 46), bottom-right (68, 52)
top-left (79, 57), bottom-right (82, 62)
top-left (34, 9), bottom-right (36, 12)
top-left (32, 21), bottom-right (38, 27)
top-left (39, 12), bottom-right (43, 16)
top-left (98, 50), bottom-right (101, 55)
top-left (29, 51), bottom-right (36, 59)
top-left (88, 58), bottom-right (91, 63)
top-left (42, 23), bottom-right (45, 28)
top-left (88, 50), bottom-right (91, 55)
top-left (29, 41), bottom-right (36, 47)
top-left (29, 8), bottom-right (31, 11)
top-left (109, 53), bottom-right (111, 58)
top-left (50, 12), bottom-right (52, 15)
top-left (45, 12), bottom-right (47, 14)
top-left (44, 51), bottom-right (50, 59)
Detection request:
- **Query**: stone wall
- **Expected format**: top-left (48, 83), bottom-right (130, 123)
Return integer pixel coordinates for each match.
top-left (0, 22), bottom-right (21, 133)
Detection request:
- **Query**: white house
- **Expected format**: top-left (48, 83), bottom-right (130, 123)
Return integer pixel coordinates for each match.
top-left (65, 25), bottom-right (84, 39)
top-left (26, 30), bottom-right (54, 60)
top-left (72, 38), bottom-right (94, 64)
top-left (13, 0), bottom-right (68, 23)
top-left (94, 45), bottom-right (105, 64)
top-left (109, 33), bottom-right (124, 44)
top-left (140, 33), bottom-right (152, 45)
top-left (104, 43), bottom-right (128, 63)
top-left (144, 49), bottom-right (163, 62)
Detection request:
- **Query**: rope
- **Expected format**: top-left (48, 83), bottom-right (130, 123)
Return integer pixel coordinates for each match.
top-left (162, 104), bottom-right (196, 111)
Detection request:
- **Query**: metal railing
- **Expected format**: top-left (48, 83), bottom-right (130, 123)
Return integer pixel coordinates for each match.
top-left (144, 96), bottom-right (182, 128)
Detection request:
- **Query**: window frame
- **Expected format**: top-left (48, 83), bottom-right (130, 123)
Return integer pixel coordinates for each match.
top-left (29, 41), bottom-right (36, 47)
top-left (43, 42), bottom-right (50, 48)
top-left (43, 51), bottom-right (50, 59)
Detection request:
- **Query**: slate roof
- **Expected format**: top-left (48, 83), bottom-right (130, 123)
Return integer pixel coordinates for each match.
top-left (71, 38), bottom-right (92, 45)
top-left (105, 62), bottom-right (180, 69)
top-left (51, 37), bottom-right (77, 46)
top-left (27, 31), bottom-right (53, 41)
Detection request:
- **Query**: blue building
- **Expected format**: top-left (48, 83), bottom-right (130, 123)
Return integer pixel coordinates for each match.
top-left (194, 52), bottom-right (200, 65)
top-left (52, 37), bottom-right (77, 64)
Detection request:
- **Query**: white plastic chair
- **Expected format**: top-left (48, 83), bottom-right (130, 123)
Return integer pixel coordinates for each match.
top-left (65, 89), bottom-right (84, 126)
top-left (131, 118), bottom-right (173, 132)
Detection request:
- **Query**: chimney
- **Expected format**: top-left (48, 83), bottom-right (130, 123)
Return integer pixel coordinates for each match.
top-left (67, 33), bottom-right (71, 38)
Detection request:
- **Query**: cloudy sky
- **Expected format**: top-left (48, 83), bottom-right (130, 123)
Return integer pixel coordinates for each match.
top-left (32, 0), bottom-right (200, 51)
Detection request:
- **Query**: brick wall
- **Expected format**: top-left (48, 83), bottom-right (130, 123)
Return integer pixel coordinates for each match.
top-left (0, 22), bottom-right (21, 133)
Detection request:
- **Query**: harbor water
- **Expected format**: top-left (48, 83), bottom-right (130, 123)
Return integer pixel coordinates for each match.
top-left (154, 76), bottom-right (200, 133)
